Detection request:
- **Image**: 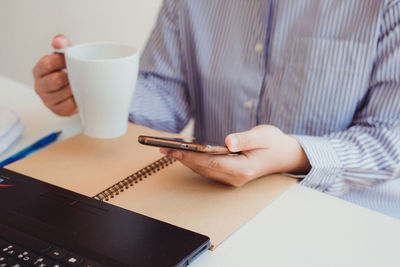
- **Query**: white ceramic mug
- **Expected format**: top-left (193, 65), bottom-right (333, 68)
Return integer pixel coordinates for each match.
top-left (65, 42), bottom-right (139, 138)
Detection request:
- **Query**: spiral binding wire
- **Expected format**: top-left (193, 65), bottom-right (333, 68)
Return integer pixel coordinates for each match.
top-left (93, 156), bottom-right (176, 202)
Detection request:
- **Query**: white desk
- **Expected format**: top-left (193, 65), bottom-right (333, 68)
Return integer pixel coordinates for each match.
top-left (1, 75), bottom-right (400, 267)
top-left (0, 75), bottom-right (82, 162)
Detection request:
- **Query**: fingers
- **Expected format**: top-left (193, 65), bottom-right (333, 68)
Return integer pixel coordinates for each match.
top-left (38, 84), bottom-right (77, 117)
top-left (51, 34), bottom-right (72, 49)
top-left (31, 35), bottom-right (76, 117)
top-left (182, 161), bottom-right (243, 186)
top-left (39, 84), bottom-right (73, 106)
top-left (225, 125), bottom-right (282, 152)
top-left (33, 33), bottom-right (71, 78)
top-left (51, 96), bottom-right (77, 116)
top-left (32, 54), bottom-right (75, 116)
top-left (33, 34), bottom-right (71, 79)
top-left (160, 148), bottom-right (256, 187)
top-left (33, 53), bottom-right (66, 79)
top-left (35, 71), bottom-right (69, 94)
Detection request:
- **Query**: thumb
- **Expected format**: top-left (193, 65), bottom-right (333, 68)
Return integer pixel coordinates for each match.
top-left (225, 125), bottom-right (280, 152)
top-left (51, 34), bottom-right (72, 49)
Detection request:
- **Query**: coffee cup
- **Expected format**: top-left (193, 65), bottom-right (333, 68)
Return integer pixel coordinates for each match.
top-left (65, 42), bottom-right (139, 138)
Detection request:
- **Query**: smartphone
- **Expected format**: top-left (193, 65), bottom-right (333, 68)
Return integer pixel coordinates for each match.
top-left (138, 135), bottom-right (236, 154)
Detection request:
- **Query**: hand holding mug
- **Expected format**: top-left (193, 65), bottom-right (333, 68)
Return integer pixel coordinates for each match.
top-left (33, 35), bottom-right (140, 138)
top-left (33, 35), bottom-right (77, 116)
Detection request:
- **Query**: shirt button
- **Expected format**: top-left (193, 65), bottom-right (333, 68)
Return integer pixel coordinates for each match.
top-left (254, 42), bottom-right (263, 53)
top-left (244, 100), bottom-right (254, 110)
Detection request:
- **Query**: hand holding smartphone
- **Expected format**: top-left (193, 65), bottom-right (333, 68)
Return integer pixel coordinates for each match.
top-left (138, 136), bottom-right (238, 154)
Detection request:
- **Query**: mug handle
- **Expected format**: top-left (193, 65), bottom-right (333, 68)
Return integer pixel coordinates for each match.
top-left (53, 48), bottom-right (66, 54)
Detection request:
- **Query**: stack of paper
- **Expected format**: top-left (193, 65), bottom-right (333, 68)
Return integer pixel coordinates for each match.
top-left (0, 108), bottom-right (25, 155)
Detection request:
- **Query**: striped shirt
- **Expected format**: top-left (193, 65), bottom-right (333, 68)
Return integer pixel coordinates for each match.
top-left (130, 0), bottom-right (400, 218)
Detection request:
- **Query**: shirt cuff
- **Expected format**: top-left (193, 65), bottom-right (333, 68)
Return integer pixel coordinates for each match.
top-left (292, 135), bottom-right (343, 192)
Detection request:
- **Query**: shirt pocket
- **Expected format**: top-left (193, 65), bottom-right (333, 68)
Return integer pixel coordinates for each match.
top-left (279, 37), bottom-right (368, 135)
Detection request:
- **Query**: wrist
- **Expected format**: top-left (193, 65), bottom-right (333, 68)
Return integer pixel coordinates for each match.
top-left (286, 135), bottom-right (311, 174)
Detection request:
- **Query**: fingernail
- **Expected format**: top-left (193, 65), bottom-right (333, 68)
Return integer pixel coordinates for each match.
top-left (171, 150), bottom-right (183, 160)
top-left (229, 135), bottom-right (239, 151)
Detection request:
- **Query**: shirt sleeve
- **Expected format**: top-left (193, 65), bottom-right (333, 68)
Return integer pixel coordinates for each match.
top-left (129, 0), bottom-right (191, 133)
top-left (294, 2), bottom-right (400, 196)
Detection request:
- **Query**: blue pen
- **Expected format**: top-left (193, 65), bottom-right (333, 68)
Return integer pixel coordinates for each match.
top-left (0, 131), bottom-right (62, 167)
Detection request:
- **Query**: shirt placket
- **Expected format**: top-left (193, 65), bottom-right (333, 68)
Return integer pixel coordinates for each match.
top-left (240, 0), bottom-right (273, 129)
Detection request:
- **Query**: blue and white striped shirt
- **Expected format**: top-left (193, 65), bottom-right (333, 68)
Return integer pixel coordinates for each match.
top-left (130, 0), bottom-right (400, 218)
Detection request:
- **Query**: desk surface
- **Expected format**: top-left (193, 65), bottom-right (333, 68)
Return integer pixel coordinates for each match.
top-left (1, 75), bottom-right (400, 267)
top-left (0, 75), bottom-right (82, 162)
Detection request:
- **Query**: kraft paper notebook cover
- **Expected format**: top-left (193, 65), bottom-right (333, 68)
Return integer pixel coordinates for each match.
top-left (7, 123), bottom-right (296, 249)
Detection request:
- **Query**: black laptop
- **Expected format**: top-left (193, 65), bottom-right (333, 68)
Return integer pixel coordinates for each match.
top-left (0, 168), bottom-right (210, 267)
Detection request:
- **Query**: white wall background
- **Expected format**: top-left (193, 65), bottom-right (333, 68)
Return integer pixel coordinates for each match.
top-left (0, 0), bottom-right (162, 86)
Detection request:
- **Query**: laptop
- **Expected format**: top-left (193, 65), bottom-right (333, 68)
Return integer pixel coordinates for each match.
top-left (0, 168), bottom-right (210, 267)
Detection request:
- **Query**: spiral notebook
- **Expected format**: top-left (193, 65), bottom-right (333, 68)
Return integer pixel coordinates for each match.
top-left (6, 123), bottom-right (296, 249)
